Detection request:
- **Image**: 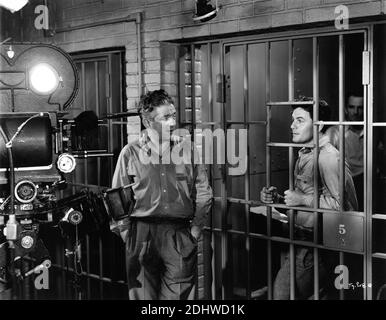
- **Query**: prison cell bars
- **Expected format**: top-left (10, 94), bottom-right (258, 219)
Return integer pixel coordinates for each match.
top-left (180, 27), bottom-right (372, 301)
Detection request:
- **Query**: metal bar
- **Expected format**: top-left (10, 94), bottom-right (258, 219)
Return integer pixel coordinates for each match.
top-left (265, 203), bottom-right (365, 216)
top-left (267, 101), bottom-right (315, 106)
top-left (243, 43), bottom-right (251, 299)
top-left (372, 253), bottom-right (386, 260)
top-left (179, 46), bottom-right (187, 124)
top-left (372, 122), bottom-right (386, 126)
top-left (67, 182), bottom-right (104, 190)
top-left (265, 41), bottom-right (273, 300)
top-left (206, 228), bottom-right (365, 255)
top-left (219, 41), bottom-right (228, 300)
top-left (178, 27), bottom-right (366, 47)
top-left (136, 13), bottom-right (143, 97)
top-left (338, 34), bottom-right (345, 301)
top-left (86, 235), bottom-right (91, 299)
top-left (288, 39), bottom-right (295, 301)
top-left (107, 54), bottom-right (114, 184)
top-left (55, 13), bottom-right (141, 33)
top-left (288, 146), bottom-right (296, 301)
top-left (207, 42), bottom-right (216, 300)
top-left (52, 264), bottom-right (126, 284)
top-left (314, 121), bottom-right (364, 125)
top-left (312, 36), bottom-right (320, 300)
top-left (372, 214), bottom-right (386, 220)
top-left (95, 61), bottom-right (100, 115)
top-left (365, 25), bottom-right (373, 300)
top-left (362, 27), bottom-right (369, 301)
top-left (111, 121), bottom-right (131, 125)
top-left (223, 196), bottom-right (365, 216)
top-left (181, 121), bottom-right (220, 125)
top-left (94, 60), bottom-right (101, 188)
top-left (73, 153), bottom-right (114, 158)
top-left (225, 121), bottom-right (267, 125)
top-left (267, 142), bottom-right (314, 148)
top-left (99, 237), bottom-right (104, 299)
top-left (338, 35), bottom-right (346, 214)
top-left (191, 44), bottom-right (196, 128)
top-left (190, 44), bottom-right (199, 299)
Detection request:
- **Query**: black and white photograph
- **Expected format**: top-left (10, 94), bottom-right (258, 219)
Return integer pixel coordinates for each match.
top-left (1, 0), bottom-right (386, 307)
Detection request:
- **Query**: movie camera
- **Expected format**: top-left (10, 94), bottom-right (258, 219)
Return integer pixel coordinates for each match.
top-left (0, 43), bottom-right (133, 293)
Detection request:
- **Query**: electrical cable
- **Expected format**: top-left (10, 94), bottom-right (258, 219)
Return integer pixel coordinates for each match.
top-left (5, 113), bottom-right (44, 149)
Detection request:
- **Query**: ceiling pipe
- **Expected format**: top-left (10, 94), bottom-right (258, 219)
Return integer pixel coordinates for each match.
top-left (55, 12), bottom-right (143, 97)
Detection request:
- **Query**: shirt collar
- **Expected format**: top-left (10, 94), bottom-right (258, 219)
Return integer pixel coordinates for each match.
top-left (139, 131), bottom-right (185, 157)
top-left (299, 134), bottom-right (329, 156)
top-left (347, 126), bottom-right (364, 138)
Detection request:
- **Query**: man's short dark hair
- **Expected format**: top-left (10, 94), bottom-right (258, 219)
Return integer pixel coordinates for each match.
top-left (291, 96), bottom-right (331, 132)
top-left (138, 89), bottom-right (174, 119)
top-left (292, 96), bottom-right (330, 120)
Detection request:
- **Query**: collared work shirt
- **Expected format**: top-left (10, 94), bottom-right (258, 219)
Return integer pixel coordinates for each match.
top-left (111, 136), bottom-right (213, 228)
top-left (294, 136), bottom-right (358, 228)
top-left (344, 128), bottom-right (364, 177)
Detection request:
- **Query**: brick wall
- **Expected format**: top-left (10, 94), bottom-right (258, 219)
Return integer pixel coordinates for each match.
top-left (2, 0), bottom-right (386, 111)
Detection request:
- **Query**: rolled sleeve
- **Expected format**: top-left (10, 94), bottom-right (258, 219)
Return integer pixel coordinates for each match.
top-left (110, 145), bottom-right (131, 240)
top-left (191, 164), bottom-right (213, 228)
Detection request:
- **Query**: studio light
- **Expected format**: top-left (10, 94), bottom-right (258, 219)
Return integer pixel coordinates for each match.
top-left (193, 0), bottom-right (219, 22)
top-left (0, 0), bottom-right (28, 13)
top-left (29, 63), bottom-right (60, 95)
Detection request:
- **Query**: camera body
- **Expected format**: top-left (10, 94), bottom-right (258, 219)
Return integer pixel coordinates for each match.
top-left (0, 43), bottom-right (91, 259)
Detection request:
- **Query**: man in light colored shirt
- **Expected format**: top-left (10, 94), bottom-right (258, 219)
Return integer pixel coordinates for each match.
top-left (260, 98), bottom-right (358, 299)
top-left (344, 95), bottom-right (364, 211)
top-left (327, 95), bottom-right (364, 211)
top-left (111, 89), bottom-right (213, 300)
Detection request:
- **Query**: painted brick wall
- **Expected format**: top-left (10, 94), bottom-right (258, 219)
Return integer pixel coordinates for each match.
top-left (3, 0), bottom-right (386, 111)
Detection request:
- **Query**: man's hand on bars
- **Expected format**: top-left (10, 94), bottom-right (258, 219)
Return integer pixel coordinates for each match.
top-left (260, 186), bottom-right (279, 204)
top-left (284, 189), bottom-right (305, 207)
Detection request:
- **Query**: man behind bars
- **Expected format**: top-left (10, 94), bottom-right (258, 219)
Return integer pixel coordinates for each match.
top-left (260, 98), bottom-right (358, 300)
top-left (111, 89), bottom-right (213, 300)
top-left (326, 95), bottom-right (364, 211)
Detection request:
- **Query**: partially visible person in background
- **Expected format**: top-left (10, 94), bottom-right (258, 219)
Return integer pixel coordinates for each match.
top-left (327, 95), bottom-right (364, 211)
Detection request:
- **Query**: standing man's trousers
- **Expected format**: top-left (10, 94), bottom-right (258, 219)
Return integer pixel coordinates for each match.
top-left (125, 219), bottom-right (197, 300)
